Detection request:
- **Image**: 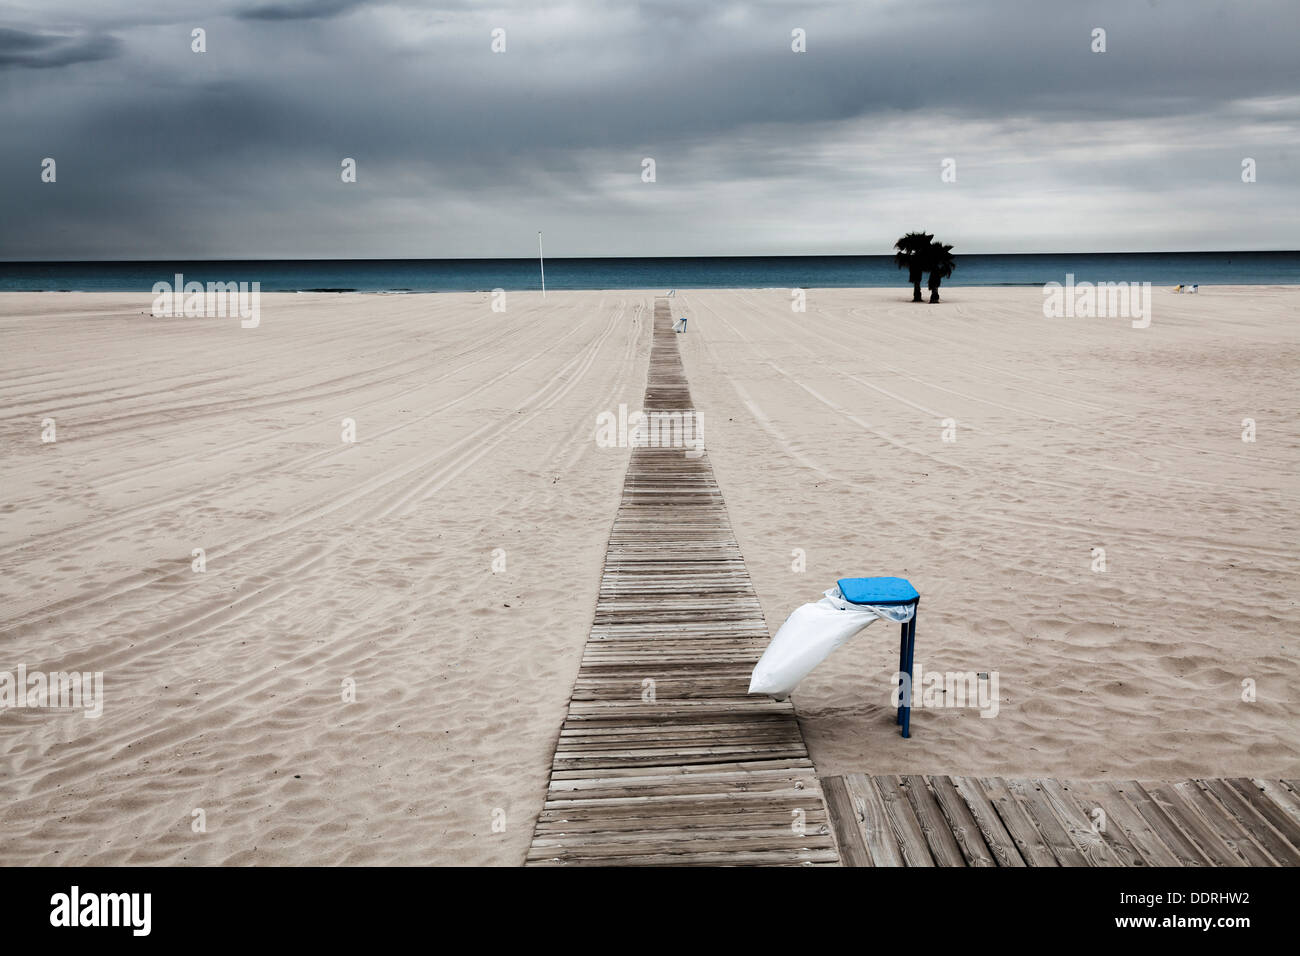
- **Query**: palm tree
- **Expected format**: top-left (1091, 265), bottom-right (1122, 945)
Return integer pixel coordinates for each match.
top-left (925, 241), bottom-right (955, 303)
top-left (894, 231), bottom-right (934, 302)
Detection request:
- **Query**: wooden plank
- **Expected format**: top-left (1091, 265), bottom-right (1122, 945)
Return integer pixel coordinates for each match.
top-left (527, 848), bottom-right (838, 866)
top-left (544, 780), bottom-right (822, 804)
top-left (1175, 780), bottom-right (1275, 866)
top-left (949, 776), bottom-right (1026, 867)
top-left (899, 775), bottom-right (967, 866)
top-left (1113, 782), bottom-right (1208, 867)
top-left (543, 793), bottom-right (824, 816)
top-left (871, 775), bottom-right (935, 866)
top-left (819, 775), bottom-right (1287, 868)
top-left (1033, 779), bottom-right (1124, 866)
top-left (1146, 783), bottom-right (1242, 866)
top-left (821, 776), bottom-right (872, 867)
top-left (976, 777), bottom-right (1059, 866)
top-left (548, 760), bottom-right (816, 782)
top-left (1003, 778), bottom-right (1089, 866)
top-left (925, 775), bottom-right (996, 866)
top-left (1037, 779), bottom-right (1131, 866)
top-left (532, 815), bottom-right (828, 838)
top-left (1066, 780), bottom-right (1182, 867)
top-left (1204, 779), bottom-right (1299, 865)
top-left (1247, 779), bottom-right (1300, 844)
top-left (537, 806), bottom-right (827, 831)
top-left (840, 773), bottom-right (907, 867)
top-left (529, 830), bottom-right (827, 852)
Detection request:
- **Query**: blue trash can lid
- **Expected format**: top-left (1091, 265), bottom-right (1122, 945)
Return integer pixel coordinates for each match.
top-left (837, 576), bottom-right (919, 606)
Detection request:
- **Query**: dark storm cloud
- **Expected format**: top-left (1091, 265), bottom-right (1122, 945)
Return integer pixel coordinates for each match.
top-left (235, 0), bottom-right (370, 22)
top-left (2, 0), bottom-right (1298, 257)
top-left (0, 27), bottom-right (121, 69)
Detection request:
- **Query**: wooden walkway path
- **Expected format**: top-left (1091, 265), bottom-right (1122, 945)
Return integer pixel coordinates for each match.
top-left (526, 299), bottom-right (838, 866)
top-left (823, 774), bottom-right (1300, 866)
top-left (524, 299), bottom-right (1296, 868)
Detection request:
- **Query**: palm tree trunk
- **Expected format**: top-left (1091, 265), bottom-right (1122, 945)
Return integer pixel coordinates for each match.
top-left (928, 280), bottom-right (941, 303)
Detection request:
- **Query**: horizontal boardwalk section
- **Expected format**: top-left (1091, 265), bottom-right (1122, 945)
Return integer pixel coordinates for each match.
top-left (823, 774), bottom-right (1300, 866)
top-left (526, 299), bottom-right (838, 866)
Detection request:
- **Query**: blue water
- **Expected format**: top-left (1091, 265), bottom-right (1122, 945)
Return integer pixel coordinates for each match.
top-left (1, 252), bottom-right (1297, 292)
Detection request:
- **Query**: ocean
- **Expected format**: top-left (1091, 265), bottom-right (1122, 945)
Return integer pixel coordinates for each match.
top-left (1, 251), bottom-right (1297, 293)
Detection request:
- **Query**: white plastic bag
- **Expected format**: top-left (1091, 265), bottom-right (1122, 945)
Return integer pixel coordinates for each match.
top-left (748, 586), bottom-right (916, 699)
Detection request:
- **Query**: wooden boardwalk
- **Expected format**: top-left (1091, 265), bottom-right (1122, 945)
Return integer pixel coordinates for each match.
top-left (524, 298), bottom-right (1296, 868)
top-left (526, 299), bottom-right (838, 866)
top-left (823, 774), bottom-right (1300, 866)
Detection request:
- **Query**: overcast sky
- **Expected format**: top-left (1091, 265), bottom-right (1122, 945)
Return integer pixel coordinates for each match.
top-left (2, 0), bottom-right (1297, 258)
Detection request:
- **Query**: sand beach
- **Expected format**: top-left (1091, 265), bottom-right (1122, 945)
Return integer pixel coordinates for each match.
top-left (1, 285), bottom-right (1297, 865)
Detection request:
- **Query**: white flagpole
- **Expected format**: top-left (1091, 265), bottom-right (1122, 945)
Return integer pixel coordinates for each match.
top-left (538, 231), bottom-right (546, 298)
